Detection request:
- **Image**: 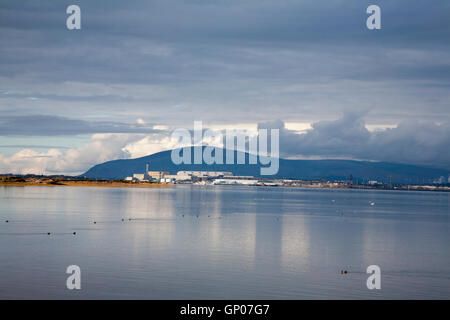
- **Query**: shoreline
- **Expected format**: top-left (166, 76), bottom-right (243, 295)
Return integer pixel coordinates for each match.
top-left (192, 183), bottom-right (450, 192)
top-left (0, 178), bottom-right (447, 192)
top-left (0, 181), bottom-right (172, 188)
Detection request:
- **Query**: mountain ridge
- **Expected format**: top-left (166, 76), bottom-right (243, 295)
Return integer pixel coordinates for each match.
top-left (81, 147), bottom-right (449, 184)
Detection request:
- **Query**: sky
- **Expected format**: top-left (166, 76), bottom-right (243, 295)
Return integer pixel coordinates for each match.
top-left (0, 0), bottom-right (449, 174)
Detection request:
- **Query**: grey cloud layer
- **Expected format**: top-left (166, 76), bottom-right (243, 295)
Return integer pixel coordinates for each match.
top-left (0, 115), bottom-right (160, 135)
top-left (0, 0), bottom-right (449, 124)
top-left (260, 114), bottom-right (450, 169)
top-left (1, 114), bottom-right (449, 172)
top-left (0, 1), bottom-right (449, 169)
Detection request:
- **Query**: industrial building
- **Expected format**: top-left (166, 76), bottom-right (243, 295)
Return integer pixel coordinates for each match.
top-left (163, 171), bottom-right (234, 183)
top-left (132, 173), bottom-right (146, 181)
top-left (177, 171), bottom-right (233, 178)
top-left (121, 160), bottom-right (283, 185)
top-left (124, 164), bottom-right (234, 183)
top-left (212, 179), bottom-right (259, 186)
top-left (147, 171), bottom-right (169, 180)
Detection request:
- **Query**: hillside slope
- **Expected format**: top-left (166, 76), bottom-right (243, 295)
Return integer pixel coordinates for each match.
top-left (81, 147), bottom-right (449, 184)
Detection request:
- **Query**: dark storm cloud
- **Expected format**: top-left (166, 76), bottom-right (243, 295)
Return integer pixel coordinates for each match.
top-left (1, 0), bottom-right (449, 85)
top-left (0, 91), bottom-right (135, 103)
top-left (0, 1), bottom-right (449, 168)
top-left (0, 115), bottom-right (160, 135)
top-left (259, 114), bottom-right (450, 169)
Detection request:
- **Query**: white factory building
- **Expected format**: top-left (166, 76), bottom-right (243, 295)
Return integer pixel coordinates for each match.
top-left (177, 171), bottom-right (232, 178)
top-left (164, 171), bottom-right (234, 183)
top-left (124, 165), bottom-right (236, 183)
top-left (212, 179), bottom-right (259, 186)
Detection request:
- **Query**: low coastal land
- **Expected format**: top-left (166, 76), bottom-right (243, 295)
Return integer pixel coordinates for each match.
top-left (0, 176), bottom-right (171, 188)
top-left (1, 175), bottom-right (448, 192)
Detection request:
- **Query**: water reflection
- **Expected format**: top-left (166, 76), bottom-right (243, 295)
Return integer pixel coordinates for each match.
top-left (0, 185), bottom-right (449, 299)
top-left (281, 216), bottom-right (310, 273)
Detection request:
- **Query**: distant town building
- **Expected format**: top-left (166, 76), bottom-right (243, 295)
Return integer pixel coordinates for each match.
top-left (177, 171), bottom-right (233, 178)
top-left (164, 173), bottom-right (192, 182)
top-left (223, 175), bottom-right (254, 179)
top-left (213, 179), bottom-right (258, 186)
top-left (146, 171), bottom-right (169, 180)
top-left (125, 168), bottom-right (237, 183)
top-left (132, 173), bottom-right (146, 181)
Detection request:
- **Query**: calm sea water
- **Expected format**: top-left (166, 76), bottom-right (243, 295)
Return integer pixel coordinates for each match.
top-left (0, 185), bottom-right (449, 299)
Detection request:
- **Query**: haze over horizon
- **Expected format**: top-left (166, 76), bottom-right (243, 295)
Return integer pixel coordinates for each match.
top-left (1, 0), bottom-right (450, 174)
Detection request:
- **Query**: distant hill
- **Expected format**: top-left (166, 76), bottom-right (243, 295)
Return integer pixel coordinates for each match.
top-left (81, 147), bottom-right (449, 184)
